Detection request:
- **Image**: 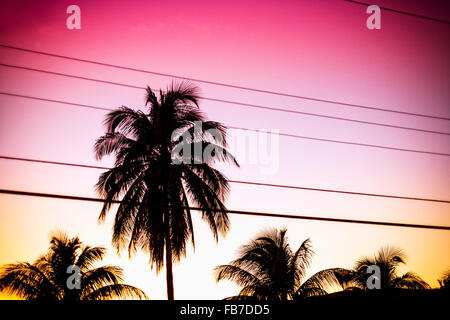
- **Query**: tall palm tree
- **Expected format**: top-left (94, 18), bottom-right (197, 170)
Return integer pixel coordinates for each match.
top-left (214, 228), bottom-right (339, 300)
top-left (94, 82), bottom-right (238, 300)
top-left (329, 246), bottom-right (430, 291)
top-left (0, 232), bottom-right (147, 300)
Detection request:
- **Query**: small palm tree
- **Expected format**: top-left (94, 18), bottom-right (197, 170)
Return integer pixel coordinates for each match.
top-left (0, 232), bottom-right (148, 300)
top-left (214, 228), bottom-right (339, 300)
top-left (94, 82), bottom-right (238, 300)
top-left (330, 246), bottom-right (430, 291)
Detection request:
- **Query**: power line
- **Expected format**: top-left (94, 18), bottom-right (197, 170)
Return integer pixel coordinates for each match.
top-left (0, 155), bottom-right (110, 170)
top-left (344, 0), bottom-right (450, 24)
top-left (0, 189), bottom-right (448, 230)
top-left (1, 44), bottom-right (449, 121)
top-left (206, 97), bottom-right (450, 136)
top-left (1, 92), bottom-right (450, 157)
top-left (1, 155), bottom-right (449, 204)
top-left (228, 179), bottom-right (450, 204)
top-left (2, 66), bottom-right (448, 137)
top-left (228, 126), bottom-right (450, 157)
top-left (0, 92), bottom-right (113, 112)
top-left (0, 63), bottom-right (142, 90)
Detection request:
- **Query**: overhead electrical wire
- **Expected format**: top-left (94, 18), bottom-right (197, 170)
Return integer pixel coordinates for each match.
top-left (227, 126), bottom-right (450, 157)
top-left (0, 189), bottom-right (448, 230)
top-left (1, 44), bottom-right (449, 120)
top-left (1, 65), bottom-right (448, 137)
top-left (0, 10), bottom-right (449, 237)
top-left (0, 39), bottom-right (448, 232)
top-left (344, 0), bottom-right (450, 24)
top-left (1, 155), bottom-right (449, 204)
top-left (0, 90), bottom-right (448, 157)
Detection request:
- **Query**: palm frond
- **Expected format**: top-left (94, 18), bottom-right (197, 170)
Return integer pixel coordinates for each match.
top-left (103, 107), bottom-right (153, 138)
top-left (164, 81), bottom-right (201, 108)
top-left (295, 286), bottom-right (328, 299)
top-left (94, 132), bottom-right (133, 160)
top-left (76, 246), bottom-right (107, 271)
top-left (289, 238), bottom-right (313, 284)
top-left (215, 265), bottom-right (261, 290)
top-left (392, 272), bottom-right (430, 289)
top-left (297, 268), bottom-right (349, 295)
top-left (82, 284), bottom-right (148, 300)
top-left (181, 164), bottom-right (230, 240)
top-left (438, 269), bottom-right (450, 289)
top-left (0, 263), bottom-right (55, 300)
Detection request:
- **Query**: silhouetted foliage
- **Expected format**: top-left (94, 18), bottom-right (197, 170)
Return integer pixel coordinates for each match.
top-left (94, 82), bottom-right (238, 300)
top-left (215, 228), bottom-right (340, 300)
top-left (329, 246), bottom-right (430, 291)
top-left (0, 232), bottom-right (147, 300)
top-left (438, 270), bottom-right (450, 290)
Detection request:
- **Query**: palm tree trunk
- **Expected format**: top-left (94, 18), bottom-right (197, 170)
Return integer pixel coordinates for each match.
top-left (165, 231), bottom-right (174, 300)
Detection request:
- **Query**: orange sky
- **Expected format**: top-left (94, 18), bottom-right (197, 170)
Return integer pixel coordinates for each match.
top-left (0, 0), bottom-right (449, 299)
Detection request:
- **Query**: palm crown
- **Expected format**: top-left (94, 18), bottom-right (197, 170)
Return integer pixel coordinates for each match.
top-left (352, 246), bottom-right (430, 290)
top-left (326, 246), bottom-right (431, 291)
top-left (94, 82), bottom-right (238, 299)
top-left (0, 232), bottom-right (147, 300)
top-left (215, 228), bottom-right (340, 300)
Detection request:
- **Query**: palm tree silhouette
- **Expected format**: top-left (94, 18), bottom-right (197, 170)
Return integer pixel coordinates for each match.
top-left (214, 228), bottom-right (340, 300)
top-left (353, 246), bottom-right (430, 290)
top-left (94, 82), bottom-right (238, 300)
top-left (328, 246), bottom-right (430, 291)
top-left (0, 232), bottom-right (147, 300)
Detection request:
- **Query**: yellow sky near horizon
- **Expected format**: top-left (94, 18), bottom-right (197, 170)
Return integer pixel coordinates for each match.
top-left (0, 189), bottom-right (449, 300)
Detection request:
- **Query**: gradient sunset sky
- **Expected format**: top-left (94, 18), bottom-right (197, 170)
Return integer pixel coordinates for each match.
top-left (0, 0), bottom-right (449, 299)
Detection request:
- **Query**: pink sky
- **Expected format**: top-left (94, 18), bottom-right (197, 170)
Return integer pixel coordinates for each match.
top-left (0, 0), bottom-right (449, 299)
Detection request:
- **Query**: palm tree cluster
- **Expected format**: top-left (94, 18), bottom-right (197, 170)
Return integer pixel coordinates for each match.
top-left (0, 232), bottom-right (147, 301)
top-left (215, 231), bottom-right (434, 300)
top-left (0, 83), bottom-right (446, 301)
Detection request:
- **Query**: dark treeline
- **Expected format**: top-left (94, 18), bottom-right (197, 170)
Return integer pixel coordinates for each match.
top-left (0, 228), bottom-right (448, 301)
